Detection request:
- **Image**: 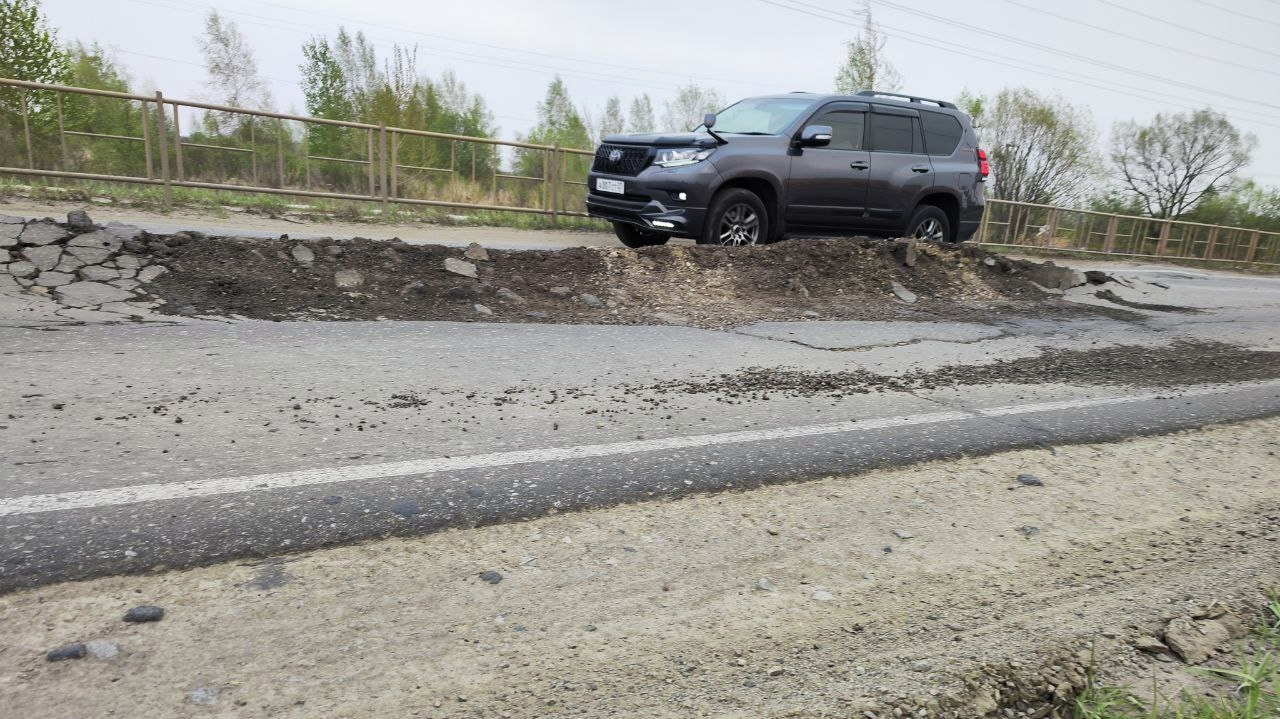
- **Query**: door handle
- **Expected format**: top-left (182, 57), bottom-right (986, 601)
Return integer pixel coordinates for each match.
top-left (911, 164), bottom-right (931, 173)
top-left (850, 161), bottom-right (869, 170)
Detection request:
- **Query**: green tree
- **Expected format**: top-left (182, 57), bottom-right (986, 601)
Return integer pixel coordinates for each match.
top-left (628, 94), bottom-right (655, 133)
top-left (599, 95), bottom-right (625, 139)
top-left (1182, 180), bottom-right (1280, 232)
top-left (0, 0), bottom-right (71, 167)
top-left (661, 83), bottom-right (723, 132)
top-left (197, 10), bottom-right (271, 136)
top-left (959, 87), bottom-right (1098, 206)
top-left (519, 76), bottom-right (591, 176)
top-left (1111, 109), bottom-right (1256, 218)
top-left (61, 43), bottom-right (146, 173)
top-left (834, 0), bottom-right (901, 94)
top-left (299, 35), bottom-right (351, 159)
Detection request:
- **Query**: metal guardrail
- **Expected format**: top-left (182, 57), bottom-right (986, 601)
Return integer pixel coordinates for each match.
top-left (2, 78), bottom-right (1277, 267)
top-left (0, 78), bottom-right (593, 220)
top-left (978, 199), bottom-right (1280, 267)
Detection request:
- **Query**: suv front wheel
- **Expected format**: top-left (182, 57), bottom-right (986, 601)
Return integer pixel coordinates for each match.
top-left (700, 188), bottom-right (768, 246)
top-left (613, 222), bottom-right (670, 248)
top-left (906, 205), bottom-right (951, 243)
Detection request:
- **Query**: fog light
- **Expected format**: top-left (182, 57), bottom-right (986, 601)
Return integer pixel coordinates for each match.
top-left (652, 220), bottom-right (675, 229)
top-left (677, 192), bottom-right (687, 201)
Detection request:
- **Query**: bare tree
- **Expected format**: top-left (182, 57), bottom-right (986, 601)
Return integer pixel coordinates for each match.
top-left (600, 96), bottom-right (625, 138)
top-left (834, 0), bottom-right (901, 94)
top-left (959, 87), bottom-right (1098, 206)
top-left (1111, 109), bottom-right (1256, 218)
top-left (628, 94), bottom-right (655, 133)
top-left (661, 83), bottom-right (723, 132)
top-left (197, 11), bottom-right (270, 131)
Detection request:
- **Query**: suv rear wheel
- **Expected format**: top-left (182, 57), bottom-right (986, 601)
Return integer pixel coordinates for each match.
top-left (700, 188), bottom-right (768, 246)
top-left (613, 222), bottom-right (670, 248)
top-left (906, 205), bottom-right (951, 243)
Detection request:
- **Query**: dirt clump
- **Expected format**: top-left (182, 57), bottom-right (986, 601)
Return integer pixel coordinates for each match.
top-left (142, 234), bottom-right (1124, 327)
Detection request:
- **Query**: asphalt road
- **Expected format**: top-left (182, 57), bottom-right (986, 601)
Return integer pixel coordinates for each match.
top-left (2, 223), bottom-right (1279, 593)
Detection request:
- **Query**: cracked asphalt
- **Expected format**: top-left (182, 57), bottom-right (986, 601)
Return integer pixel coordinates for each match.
top-left (2, 250), bottom-right (1279, 593)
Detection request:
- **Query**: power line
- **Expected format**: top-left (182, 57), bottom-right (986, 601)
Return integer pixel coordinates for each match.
top-left (1090, 0), bottom-right (1280, 61)
top-left (1193, 0), bottom-right (1280, 28)
top-left (999, 0), bottom-right (1280, 79)
top-left (870, 0), bottom-right (1280, 113)
top-left (757, 0), bottom-right (1280, 132)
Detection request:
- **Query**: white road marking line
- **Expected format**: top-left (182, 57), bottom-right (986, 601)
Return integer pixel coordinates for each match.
top-left (2, 381), bottom-right (1278, 517)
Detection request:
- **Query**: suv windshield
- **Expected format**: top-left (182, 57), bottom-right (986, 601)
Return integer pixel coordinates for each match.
top-left (701, 97), bottom-right (815, 135)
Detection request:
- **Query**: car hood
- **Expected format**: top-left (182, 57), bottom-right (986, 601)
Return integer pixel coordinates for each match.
top-left (600, 132), bottom-right (718, 147)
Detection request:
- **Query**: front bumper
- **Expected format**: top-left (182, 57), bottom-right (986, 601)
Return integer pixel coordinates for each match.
top-left (586, 162), bottom-right (719, 238)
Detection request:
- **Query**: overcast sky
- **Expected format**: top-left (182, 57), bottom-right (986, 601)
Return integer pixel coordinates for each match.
top-left (38, 0), bottom-right (1280, 187)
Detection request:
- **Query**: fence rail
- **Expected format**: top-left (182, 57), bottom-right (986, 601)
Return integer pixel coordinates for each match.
top-left (2, 78), bottom-right (1278, 268)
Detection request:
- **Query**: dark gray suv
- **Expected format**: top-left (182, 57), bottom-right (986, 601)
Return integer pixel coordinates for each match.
top-left (586, 90), bottom-right (988, 248)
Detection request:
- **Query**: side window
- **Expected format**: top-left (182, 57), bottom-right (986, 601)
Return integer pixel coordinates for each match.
top-left (811, 111), bottom-right (865, 151)
top-left (922, 111), bottom-right (963, 156)
top-left (869, 113), bottom-right (915, 153)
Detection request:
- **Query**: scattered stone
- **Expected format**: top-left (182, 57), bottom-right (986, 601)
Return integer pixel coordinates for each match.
top-left (495, 287), bottom-right (526, 304)
top-left (755, 578), bottom-right (776, 592)
top-left (442, 285), bottom-right (477, 301)
top-left (22, 244), bottom-right (62, 271)
top-left (1017, 525), bottom-right (1041, 537)
top-left (66, 245), bottom-right (112, 265)
top-left (444, 257), bottom-right (478, 278)
top-left (983, 256), bottom-right (997, 267)
top-left (1134, 635), bottom-right (1170, 654)
top-left (46, 643), bottom-right (87, 662)
top-left (334, 269), bottom-right (364, 289)
top-left (577, 293), bottom-right (604, 308)
top-left (66, 209), bottom-right (94, 229)
top-left (79, 265), bottom-right (122, 282)
top-left (892, 529), bottom-right (914, 539)
top-left (548, 286), bottom-right (573, 297)
top-left (812, 590), bottom-right (835, 602)
top-left (1016, 473), bottom-right (1044, 487)
top-left (18, 220), bottom-right (69, 246)
top-left (526, 311), bottom-right (549, 319)
top-left (890, 281), bottom-right (918, 304)
top-left (115, 254), bottom-right (143, 270)
top-left (103, 222), bottom-right (142, 241)
top-left (480, 570), bottom-right (503, 585)
top-left (474, 303), bottom-right (493, 316)
top-left (187, 686), bottom-right (221, 705)
top-left (894, 238), bottom-right (918, 267)
top-left (766, 666), bottom-right (785, 677)
top-left (109, 279), bottom-right (141, 292)
top-left (466, 487), bottom-right (486, 498)
top-left (290, 244), bottom-right (315, 264)
top-left (1164, 617), bottom-right (1230, 664)
top-left (123, 605), bottom-right (165, 623)
top-left (463, 242), bottom-right (490, 262)
top-left (29, 285), bottom-right (49, 295)
top-left (67, 229), bottom-right (122, 252)
top-left (391, 500), bottom-right (420, 517)
top-left (35, 272), bottom-right (75, 288)
top-left (6, 260), bottom-right (36, 278)
top-left (137, 265), bottom-right (168, 283)
top-left (56, 281), bottom-right (135, 307)
top-left (323, 495), bottom-right (342, 505)
top-left (909, 659), bottom-right (932, 672)
top-left (651, 312), bottom-right (688, 325)
top-left (85, 639), bottom-right (120, 660)
top-left (802, 310), bottom-right (821, 318)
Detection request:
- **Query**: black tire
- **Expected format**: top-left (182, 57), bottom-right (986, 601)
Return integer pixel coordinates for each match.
top-left (699, 188), bottom-right (769, 246)
top-left (905, 205), bottom-right (951, 243)
top-left (613, 222), bottom-right (670, 249)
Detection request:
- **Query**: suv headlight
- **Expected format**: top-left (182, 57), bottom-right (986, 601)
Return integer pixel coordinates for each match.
top-left (653, 147), bottom-right (715, 168)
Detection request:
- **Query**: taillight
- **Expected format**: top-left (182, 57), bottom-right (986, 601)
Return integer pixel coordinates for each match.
top-left (977, 148), bottom-right (990, 180)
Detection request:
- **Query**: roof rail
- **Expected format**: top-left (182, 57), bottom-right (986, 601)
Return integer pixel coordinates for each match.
top-left (854, 90), bottom-right (957, 110)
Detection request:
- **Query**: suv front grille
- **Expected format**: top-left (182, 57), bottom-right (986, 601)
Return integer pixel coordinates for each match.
top-left (592, 144), bottom-right (650, 177)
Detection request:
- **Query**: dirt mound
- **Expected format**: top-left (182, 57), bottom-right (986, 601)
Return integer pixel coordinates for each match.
top-left (140, 233), bottom-right (1126, 327)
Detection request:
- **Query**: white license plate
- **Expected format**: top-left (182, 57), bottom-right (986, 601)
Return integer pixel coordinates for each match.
top-left (596, 178), bottom-right (625, 194)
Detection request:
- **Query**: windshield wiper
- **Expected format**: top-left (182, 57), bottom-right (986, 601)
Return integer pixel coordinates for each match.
top-left (721, 131), bottom-right (773, 136)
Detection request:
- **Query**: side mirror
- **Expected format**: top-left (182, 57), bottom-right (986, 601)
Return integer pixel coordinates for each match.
top-left (703, 112), bottom-right (717, 129)
top-left (798, 125), bottom-right (833, 147)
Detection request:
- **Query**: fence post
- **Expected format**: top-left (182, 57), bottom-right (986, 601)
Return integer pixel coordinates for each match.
top-left (550, 144), bottom-right (560, 227)
top-left (367, 128), bottom-right (376, 198)
top-left (390, 129), bottom-right (399, 199)
top-left (140, 98), bottom-right (153, 180)
top-left (1204, 226), bottom-right (1219, 261)
top-left (172, 103), bottom-right (184, 181)
top-left (1043, 207), bottom-right (1059, 247)
top-left (1156, 220), bottom-right (1172, 256)
top-left (154, 92), bottom-right (172, 209)
top-left (21, 90), bottom-right (34, 169)
top-left (1245, 231), bottom-right (1261, 263)
top-left (55, 92), bottom-right (68, 169)
top-left (379, 124), bottom-right (389, 210)
top-left (1103, 214), bottom-right (1118, 254)
top-left (276, 118), bottom-right (285, 188)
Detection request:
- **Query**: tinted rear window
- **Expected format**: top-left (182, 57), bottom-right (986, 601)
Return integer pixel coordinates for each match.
top-left (869, 113), bottom-right (916, 153)
top-left (922, 111), bottom-right (964, 156)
